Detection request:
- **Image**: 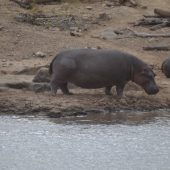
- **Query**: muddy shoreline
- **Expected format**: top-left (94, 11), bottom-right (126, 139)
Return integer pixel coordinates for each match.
top-left (1, 88), bottom-right (170, 116)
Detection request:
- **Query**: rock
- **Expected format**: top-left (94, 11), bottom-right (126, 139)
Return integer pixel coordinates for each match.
top-left (85, 46), bottom-right (102, 50)
top-left (98, 12), bottom-right (111, 21)
top-left (33, 67), bottom-right (50, 83)
top-left (97, 46), bottom-right (102, 49)
top-left (34, 51), bottom-right (46, 58)
top-left (1, 70), bottom-right (7, 74)
top-left (70, 31), bottom-right (82, 37)
top-left (105, 1), bottom-right (114, 7)
top-left (141, 5), bottom-right (147, 9)
top-left (5, 82), bottom-right (30, 89)
top-left (100, 28), bottom-right (117, 40)
top-left (0, 26), bottom-right (4, 31)
top-left (15, 13), bottom-right (91, 31)
top-left (31, 83), bottom-right (51, 93)
top-left (70, 27), bottom-right (79, 32)
top-left (82, 14), bottom-right (89, 20)
top-left (2, 59), bottom-right (7, 62)
top-left (10, 0), bottom-right (32, 9)
top-left (70, 27), bottom-right (82, 37)
top-left (15, 66), bottom-right (43, 75)
top-left (86, 6), bottom-right (93, 10)
top-left (0, 87), bottom-right (9, 92)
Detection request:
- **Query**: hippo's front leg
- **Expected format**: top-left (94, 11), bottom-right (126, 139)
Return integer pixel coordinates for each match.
top-left (116, 83), bottom-right (126, 99)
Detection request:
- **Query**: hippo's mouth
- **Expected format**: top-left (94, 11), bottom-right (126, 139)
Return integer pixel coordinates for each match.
top-left (143, 84), bottom-right (159, 95)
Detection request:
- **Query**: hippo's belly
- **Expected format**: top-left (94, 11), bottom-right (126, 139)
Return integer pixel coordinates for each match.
top-left (69, 72), bottom-right (116, 89)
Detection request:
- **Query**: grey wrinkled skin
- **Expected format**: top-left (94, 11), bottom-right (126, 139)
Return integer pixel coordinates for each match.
top-left (162, 58), bottom-right (170, 78)
top-left (49, 49), bottom-right (159, 98)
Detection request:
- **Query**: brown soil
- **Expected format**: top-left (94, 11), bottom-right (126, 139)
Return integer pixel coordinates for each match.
top-left (0, 0), bottom-right (170, 115)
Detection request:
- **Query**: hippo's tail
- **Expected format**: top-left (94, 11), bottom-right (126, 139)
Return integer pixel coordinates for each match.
top-left (49, 52), bottom-right (62, 75)
top-left (49, 55), bottom-right (58, 75)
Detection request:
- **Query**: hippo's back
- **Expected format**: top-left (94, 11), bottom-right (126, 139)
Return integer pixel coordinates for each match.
top-left (53, 49), bottom-right (137, 68)
top-left (57, 48), bottom-right (134, 60)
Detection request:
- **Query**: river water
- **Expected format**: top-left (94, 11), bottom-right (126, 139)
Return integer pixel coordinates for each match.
top-left (0, 111), bottom-right (170, 170)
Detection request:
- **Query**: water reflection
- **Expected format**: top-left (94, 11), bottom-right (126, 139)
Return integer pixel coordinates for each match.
top-left (47, 109), bottom-right (170, 125)
top-left (0, 111), bottom-right (170, 170)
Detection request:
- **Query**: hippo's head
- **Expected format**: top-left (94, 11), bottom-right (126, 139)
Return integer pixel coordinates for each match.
top-left (133, 66), bottom-right (159, 95)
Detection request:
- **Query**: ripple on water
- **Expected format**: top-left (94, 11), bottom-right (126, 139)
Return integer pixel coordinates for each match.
top-left (0, 111), bottom-right (170, 170)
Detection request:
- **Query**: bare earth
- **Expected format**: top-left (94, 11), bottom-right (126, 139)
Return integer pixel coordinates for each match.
top-left (0, 0), bottom-right (170, 115)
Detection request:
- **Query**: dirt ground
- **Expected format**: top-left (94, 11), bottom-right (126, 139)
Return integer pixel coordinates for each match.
top-left (0, 0), bottom-right (170, 115)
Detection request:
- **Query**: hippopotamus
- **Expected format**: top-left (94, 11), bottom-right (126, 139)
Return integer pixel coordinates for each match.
top-left (49, 49), bottom-right (159, 98)
top-left (161, 58), bottom-right (170, 78)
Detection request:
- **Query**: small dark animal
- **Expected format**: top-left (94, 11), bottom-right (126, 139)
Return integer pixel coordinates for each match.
top-left (49, 49), bottom-right (159, 98)
top-left (162, 58), bottom-right (170, 78)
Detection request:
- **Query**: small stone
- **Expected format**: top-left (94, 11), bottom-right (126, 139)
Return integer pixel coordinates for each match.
top-left (2, 59), bottom-right (7, 62)
top-left (91, 34), bottom-right (100, 39)
top-left (1, 70), bottom-right (7, 74)
top-left (85, 46), bottom-right (102, 50)
top-left (97, 46), bottom-right (102, 49)
top-left (70, 31), bottom-right (82, 37)
top-left (100, 28), bottom-right (117, 40)
top-left (0, 26), bottom-right (4, 31)
top-left (34, 51), bottom-right (46, 58)
top-left (141, 5), bottom-right (147, 9)
top-left (82, 14), bottom-right (89, 20)
top-left (0, 87), bottom-right (9, 92)
top-left (86, 6), bottom-right (93, 10)
top-left (105, 1), bottom-right (114, 7)
top-left (5, 82), bottom-right (30, 90)
top-left (70, 27), bottom-right (79, 32)
top-left (98, 12), bottom-right (111, 21)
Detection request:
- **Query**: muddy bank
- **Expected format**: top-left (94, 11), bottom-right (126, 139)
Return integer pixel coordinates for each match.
top-left (0, 86), bottom-right (170, 116)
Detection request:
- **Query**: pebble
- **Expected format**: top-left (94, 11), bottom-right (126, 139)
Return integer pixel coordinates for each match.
top-left (105, 2), bottom-right (114, 7)
top-left (70, 31), bottom-right (82, 37)
top-left (0, 26), bottom-right (4, 31)
top-left (100, 28), bottom-right (117, 40)
top-left (86, 6), bottom-right (93, 10)
top-left (98, 12), bottom-right (111, 21)
top-left (34, 51), bottom-right (46, 58)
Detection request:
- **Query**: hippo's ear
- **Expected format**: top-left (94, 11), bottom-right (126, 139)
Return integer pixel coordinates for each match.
top-left (141, 68), bottom-right (156, 77)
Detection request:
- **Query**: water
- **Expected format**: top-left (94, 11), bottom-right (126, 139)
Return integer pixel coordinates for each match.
top-left (0, 111), bottom-right (170, 170)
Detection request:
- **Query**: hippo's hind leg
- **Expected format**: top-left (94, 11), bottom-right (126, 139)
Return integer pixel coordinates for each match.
top-left (50, 70), bottom-right (73, 95)
top-left (50, 78), bottom-right (73, 95)
top-left (105, 86), bottom-right (113, 95)
top-left (59, 83), bottom-right (73, 95)
top-left (50, 76), bottom-right (59, 96)
top-left (116, 83), bottom-right (126, 99)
